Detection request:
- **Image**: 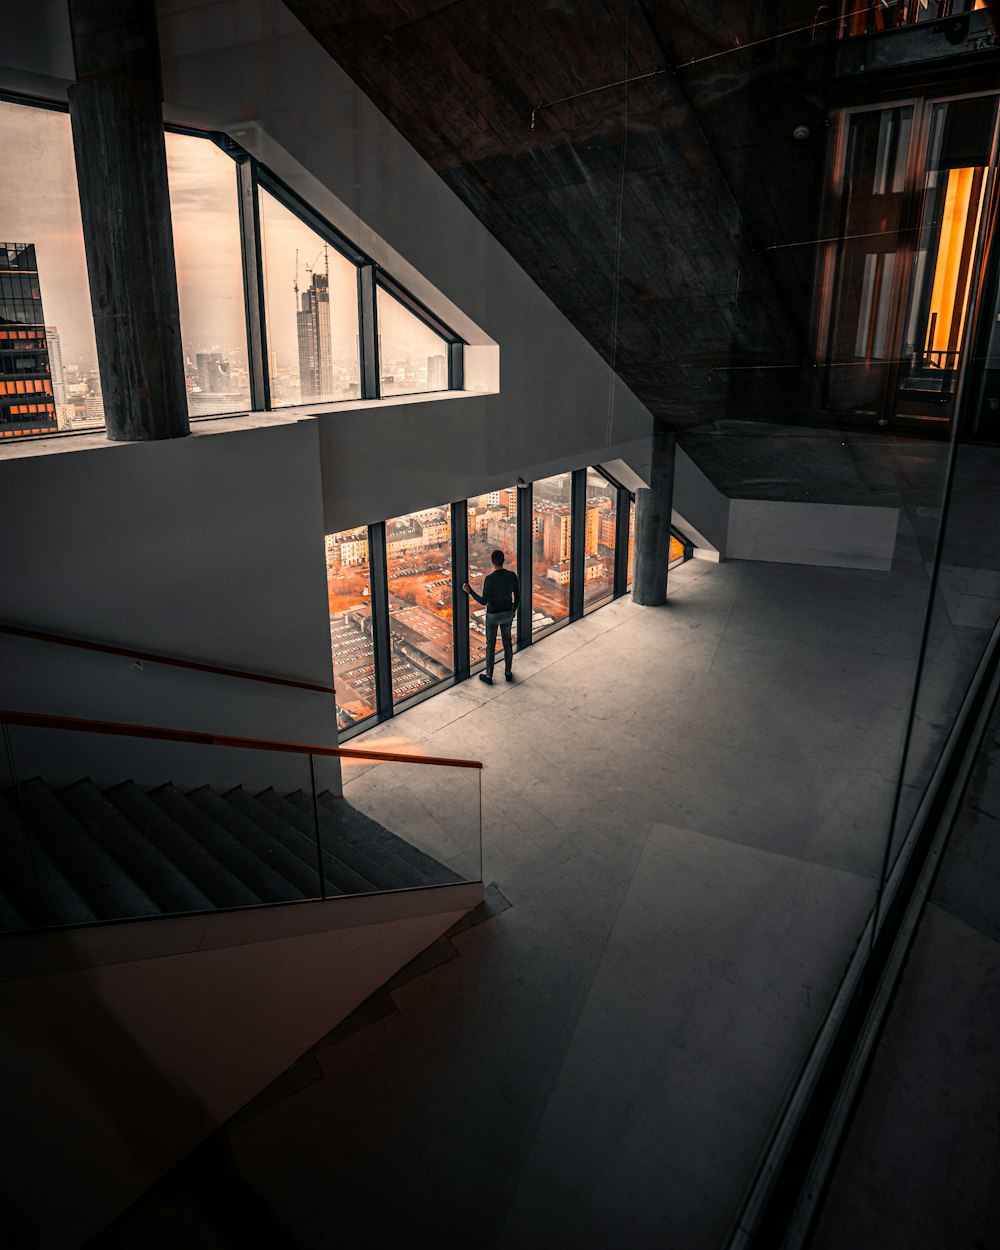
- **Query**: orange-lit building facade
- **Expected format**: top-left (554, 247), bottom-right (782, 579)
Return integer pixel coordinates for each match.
top-left (0, 243), bottom-right (58, 438)
top-left (816, 11), bottom-right (1000, 438)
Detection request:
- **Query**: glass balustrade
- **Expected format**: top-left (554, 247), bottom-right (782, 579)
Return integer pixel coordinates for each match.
top-left (0, 715), bottom-right (482, 933)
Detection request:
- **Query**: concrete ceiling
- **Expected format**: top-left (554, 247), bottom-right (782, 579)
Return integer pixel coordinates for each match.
top-left (284, 0), bottom-right (831, 436)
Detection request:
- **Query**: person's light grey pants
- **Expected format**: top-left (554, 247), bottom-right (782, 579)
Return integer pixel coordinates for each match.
top-left (485, 610), bottom-right (514, 677)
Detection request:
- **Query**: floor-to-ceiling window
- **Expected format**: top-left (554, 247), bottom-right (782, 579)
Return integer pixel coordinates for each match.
top-left (326, 527), bottom-right (376, 731)
top-left (467, 488), bottom-right (519, 665)
top-left (531, 472), bottom-right (573, 633)
top-left (386, 506), bottom-right (454, 705)
top-left (583, 469), bottom-right (617, 614)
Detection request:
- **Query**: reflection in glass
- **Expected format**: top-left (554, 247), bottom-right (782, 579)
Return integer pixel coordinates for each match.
top-left (896, 96), bottom-right (997, 420)
top-left (583, 469), bottom-right (617, 614)
top-left (165, 132), bottom-right (251, 417)
top-left (259, 189), bottom-right (360, 408)
top-left (0, 101), bottom-right (103, 433)
top-left (387, 506), bottom-right (454, 704)
top-left (825, 105), bottom-right (913, 417)
top-left (326, 528), bottom-right (376, 731)
top-left (532, 472), bottom-right (572, 632)
top-left (467, 488), bottom-right (519, 664)
top-left (377, 286), bottom-right (449, 396)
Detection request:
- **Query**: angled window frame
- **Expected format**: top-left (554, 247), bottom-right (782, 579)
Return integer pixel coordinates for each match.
top-left (0, 95), bottom-right (467, 441)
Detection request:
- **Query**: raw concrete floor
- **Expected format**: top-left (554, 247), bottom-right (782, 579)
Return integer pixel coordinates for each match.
top-left (95, 533), bottom-right (984, 1250)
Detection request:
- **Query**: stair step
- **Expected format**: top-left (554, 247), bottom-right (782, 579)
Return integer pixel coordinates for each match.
top-left (252, 789), bottom-right (379, 895)
top-left (284, 790), bottom-right (418, 890)
top-left (149, 784), bottom-right (304, 905)
top-left (191, 787), bottom-right (324, 898)
top-left (15, 779), bottom-right (158, 920)
top-left (0, 790), bottom-right (97, 928)
top-left (105, 783), bottom-right (261, 910)
top-left (222, 788), bottom-right (350, 897)
top-left (318, 791), bottom-right (465, 886)
top-left (57, 780), bottom-right (212, 916)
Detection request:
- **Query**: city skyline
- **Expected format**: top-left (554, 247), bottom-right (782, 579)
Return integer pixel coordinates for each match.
top-left (2, 100), bottom-right (450, 427)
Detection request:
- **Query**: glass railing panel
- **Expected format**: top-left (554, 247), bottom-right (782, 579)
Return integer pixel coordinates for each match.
top-left (0, 721), bottom-right (321, 931)
top-left (337, 754), bottom-right (481, 888)
top-left (882, 437), bottom-right (1000, 878)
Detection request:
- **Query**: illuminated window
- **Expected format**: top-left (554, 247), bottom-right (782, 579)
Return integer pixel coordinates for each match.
top-left (583, 469), bottom-right (617, 614)
top-left (897, 95), bottom-right (997, 410)
top-left (165, 132), bottom-right (251, 418)
top-left (532, 472), bottom-right (573, 633)
top-left (467, 489), bottom-right (519, 664)
top-left (376, 286), bottom-right (449, 397)
top-left (259, 189), bottom-right (361, 408)
top-left (385, 506), bottom-right (454, 705)
top-left (326, 528), bottom-right (376, 732)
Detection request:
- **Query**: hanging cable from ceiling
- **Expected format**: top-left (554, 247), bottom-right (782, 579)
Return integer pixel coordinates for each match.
top-left (529, 5), bottom-right (891, 132)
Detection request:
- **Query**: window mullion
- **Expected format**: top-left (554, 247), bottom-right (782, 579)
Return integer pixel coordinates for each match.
top-left (368, 522), bottom-right (394, 718)
top-left (516, 482), bottom-right (533, 647)
top-left (359, 263), bottom-right (380, 400)
top-left (237, 156), bottom-right (270, 411)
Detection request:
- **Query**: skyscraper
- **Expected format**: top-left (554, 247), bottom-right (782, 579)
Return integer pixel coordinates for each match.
top-left (0, 243), bottom-right (58, 437)
top-left (196, 352), bottom-right (231, 394)
top-left (296, 257), bottom-right (334, 401)
top-left (45, 325), bottom-right (67, 417)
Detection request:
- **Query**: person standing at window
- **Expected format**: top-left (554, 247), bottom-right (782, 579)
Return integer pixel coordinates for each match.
top-left (463, 549), bottom-right (520, 685)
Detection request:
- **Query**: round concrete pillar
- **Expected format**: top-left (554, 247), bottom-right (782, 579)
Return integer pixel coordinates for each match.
top-left (632, 428), bottom-right (676, 606)
top-left (68, 0), bottom-right (189, 442)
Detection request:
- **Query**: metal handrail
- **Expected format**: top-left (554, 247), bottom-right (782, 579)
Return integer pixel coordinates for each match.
top-left (0, 708), bottom-right (483, 770)
top-left (0, 622), bottom-right (335, 696)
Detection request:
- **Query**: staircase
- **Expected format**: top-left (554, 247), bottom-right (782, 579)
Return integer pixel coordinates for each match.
top-left (0, 778), bottom-right (464, 931)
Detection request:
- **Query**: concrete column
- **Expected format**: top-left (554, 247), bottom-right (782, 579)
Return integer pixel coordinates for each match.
top-left (68, 0), bottom-right (189, 442)
top-left (632, 427), bottom-right (676, 606)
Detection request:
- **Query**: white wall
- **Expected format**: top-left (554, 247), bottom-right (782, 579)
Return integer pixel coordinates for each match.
top-left (0, 418), bottom-right (341, 791)
top-left (150, 0), bottom-right (656, 522)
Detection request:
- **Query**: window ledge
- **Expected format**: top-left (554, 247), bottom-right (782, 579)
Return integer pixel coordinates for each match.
top-left (0, 389), bottom-right (488, 462)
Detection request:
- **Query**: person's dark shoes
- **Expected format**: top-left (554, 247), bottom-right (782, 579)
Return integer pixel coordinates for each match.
top-left (479, 673), bottom-right (493, 685)
top-left (504, 671), bottom-right (514, 682)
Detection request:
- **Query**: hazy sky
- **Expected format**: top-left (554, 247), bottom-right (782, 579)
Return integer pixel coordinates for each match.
top-left (1, 100), bottom-right (444, 378)
top-left (0, 102), bottom-right (98, 371)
